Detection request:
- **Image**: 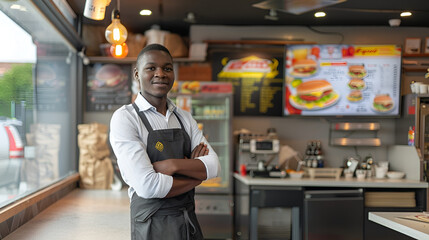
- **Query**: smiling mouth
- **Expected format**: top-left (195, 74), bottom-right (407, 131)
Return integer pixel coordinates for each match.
top-left (152, 82), bottom-right (169, 85)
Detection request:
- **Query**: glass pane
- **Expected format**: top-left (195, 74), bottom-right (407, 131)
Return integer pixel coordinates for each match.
top-left (171, 93), bottom-right (232, 192)
top-left (0, 1), bottom-right (77, 208)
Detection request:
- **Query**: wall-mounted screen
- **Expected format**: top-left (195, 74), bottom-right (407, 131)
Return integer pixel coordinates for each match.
top-left (284, 44), bottom-right (401, 117)
top-left (86, 63), bottom-right (132, 111)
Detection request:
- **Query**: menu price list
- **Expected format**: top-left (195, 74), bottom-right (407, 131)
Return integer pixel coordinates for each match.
top-left (211, 50), bottom-right (284, 116)
top-left (219, 77), bottom-right (283, 116)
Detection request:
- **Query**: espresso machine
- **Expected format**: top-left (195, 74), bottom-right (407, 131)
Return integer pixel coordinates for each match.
top-left (237, 131), bottom-right (281, 177)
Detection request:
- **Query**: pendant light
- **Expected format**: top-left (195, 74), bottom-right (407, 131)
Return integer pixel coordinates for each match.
top-left (105, 0), bottom-right (127, 45)
top-left (110, 42), bottom-right (129, 58)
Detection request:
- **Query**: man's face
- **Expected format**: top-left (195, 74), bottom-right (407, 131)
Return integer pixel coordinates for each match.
top-left (135, 50), bottom-right (174, 100)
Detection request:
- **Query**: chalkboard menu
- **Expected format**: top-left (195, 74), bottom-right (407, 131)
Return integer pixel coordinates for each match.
top-left (211, 50), bottom-right (284, 116)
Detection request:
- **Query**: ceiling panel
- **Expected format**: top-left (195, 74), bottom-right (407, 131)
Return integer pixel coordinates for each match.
top-left (66, 0), bottom-right (429, 35)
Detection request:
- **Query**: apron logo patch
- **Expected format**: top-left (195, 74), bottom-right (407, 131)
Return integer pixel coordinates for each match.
top-left (155, 141), bottom-right (164, 152)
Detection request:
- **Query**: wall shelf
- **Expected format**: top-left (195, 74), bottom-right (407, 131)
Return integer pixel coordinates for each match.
top-left (402, 66), bottom-right (429, 72)
top-left (403, 53), bottom-right (429, 58)
top-left (88, 56), bottom-right (206, 64)
top-left (329, 122), bottom-right (381, 146)
top-left (88, 56), bottom-right (137, 64)
top-left (205, 40), bottom-right (316, 46)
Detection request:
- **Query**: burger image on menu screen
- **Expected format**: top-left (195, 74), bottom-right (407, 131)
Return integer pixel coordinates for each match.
top-left (348, 78), bottom-right (366, 90)
top-left (348, 64), bottom-right (366, 78)
top-left (347, 90), bottom-right (363, 102)
top-left (291, 59), bottom-right (317, 77)
top-left (88, 64), bottom-right (126, 89)
top-left (373, 94), bottom-right (394, 112)
top-left (290, 79), bottom-right (339, 110)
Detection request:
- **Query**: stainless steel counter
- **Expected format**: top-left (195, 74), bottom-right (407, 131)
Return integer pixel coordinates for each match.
top-left (234, 173), bottom-right (429, 188)
top-left (234, 173), bottom-right (428, 240)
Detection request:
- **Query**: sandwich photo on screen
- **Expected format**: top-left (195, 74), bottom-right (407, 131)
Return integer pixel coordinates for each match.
top-left (347, 90), bottom-right (363, 102)
top-left (290, 58), bottom-right (318, 77)
top-left (289, 79), bottom-right (339, 110)
top-left (348, 78), bottom-right (366, 90)
top-left (88, 64), bottom-right (127, 90)
top-left (372, 94), bottom-right (394, 112)
top-left (348, 64), bottom-right (367, 79)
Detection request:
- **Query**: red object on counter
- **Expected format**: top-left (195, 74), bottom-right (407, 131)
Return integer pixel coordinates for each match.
top-left (240, 164), bottom-right (247, 176)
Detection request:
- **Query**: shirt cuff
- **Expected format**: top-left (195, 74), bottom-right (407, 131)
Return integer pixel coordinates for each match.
top-left (197, 156), bottom-right (219, 180)
top-left (159, 174), bottom-right (174, 198)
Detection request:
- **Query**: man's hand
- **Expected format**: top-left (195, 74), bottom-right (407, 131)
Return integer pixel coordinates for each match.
top-left (191, 142), bottom-right (209, 159)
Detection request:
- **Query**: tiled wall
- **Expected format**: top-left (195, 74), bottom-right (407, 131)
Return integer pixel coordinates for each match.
top-left (0, 182), bottom-right (77, 239)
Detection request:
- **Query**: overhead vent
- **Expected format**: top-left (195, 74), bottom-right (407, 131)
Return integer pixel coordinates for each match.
top-left (253, 0), bottom-right (347, 15)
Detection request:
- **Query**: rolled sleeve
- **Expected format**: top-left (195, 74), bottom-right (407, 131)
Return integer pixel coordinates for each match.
top-left (197, 153), bottom-right (221, 180)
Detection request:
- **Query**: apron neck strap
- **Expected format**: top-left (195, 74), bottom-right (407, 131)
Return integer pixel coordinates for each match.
top-left (172, 111), bottom-right (186, 130)
top-left (132, 102), bottom-right (153, 132)
top-left (133, 103), bottom-right (186, 132)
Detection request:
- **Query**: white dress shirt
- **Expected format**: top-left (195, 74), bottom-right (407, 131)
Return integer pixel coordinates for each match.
top-left (110, 93), bottom-right (220, 199)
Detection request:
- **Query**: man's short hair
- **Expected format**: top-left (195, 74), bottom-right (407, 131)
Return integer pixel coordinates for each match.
top-left (136, 44), bottom-right (173, 67)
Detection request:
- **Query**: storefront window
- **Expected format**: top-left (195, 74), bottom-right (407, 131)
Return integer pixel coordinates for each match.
top-left (0, 1), bottom-right (77, 208)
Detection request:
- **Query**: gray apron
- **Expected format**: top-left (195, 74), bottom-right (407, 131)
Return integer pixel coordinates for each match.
top-left (130, 103), bottom-right (204, 240)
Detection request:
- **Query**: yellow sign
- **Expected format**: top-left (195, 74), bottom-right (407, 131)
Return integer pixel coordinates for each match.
top-left (354, 45), bottom-right (401, 57)
top-left (155, 141), bottom-right (164, 152)
top-left (217, 55), bottom-right (279, 78)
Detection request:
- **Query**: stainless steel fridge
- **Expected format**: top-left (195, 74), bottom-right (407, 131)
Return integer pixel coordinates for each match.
top-left (169, 82), bottom-right (234, 239)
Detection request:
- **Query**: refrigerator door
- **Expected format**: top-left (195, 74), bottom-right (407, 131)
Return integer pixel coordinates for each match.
top-left (171, 92), bottom-right (233, 194)
top-left (418, 103), bottom-right (429, 161)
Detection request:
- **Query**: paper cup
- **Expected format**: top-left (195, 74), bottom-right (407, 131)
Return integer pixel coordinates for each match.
top-left (420, 84), bottom-right (428, 94)
top-left (356, 170), bottom-right (366, 180)
top-left (410, 82), bottom-right (417, 93)
top-left (375, 167), bottom-right (388, 178)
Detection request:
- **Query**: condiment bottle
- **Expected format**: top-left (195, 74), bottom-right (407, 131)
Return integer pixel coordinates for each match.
top-left (408, 126), bottom-right (415, 146)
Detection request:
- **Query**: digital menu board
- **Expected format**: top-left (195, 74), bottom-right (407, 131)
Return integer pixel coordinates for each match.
top-left (212, 50), bottom-right (284, 116)
top-left (86, 63), bottom-right (132, 111)
top-left (284, 45), bottom-right (401, 117)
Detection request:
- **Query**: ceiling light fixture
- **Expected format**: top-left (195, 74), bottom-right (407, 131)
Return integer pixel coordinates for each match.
top-left (400, 11), bottom-right (412, 17)
top-left (388, 19), bottom-right (401, 27)
top-left (314, 12), bottom-right (326, 17)
top-left (10, 4), bottom-right (27, 11)
top-left (184, 12), bottom-right (196, 23)
top-left (105, 0), bottom-right (127, 45)
top-left (140, 9), bottom-right (152, 16)
top-left (83, 0), bottom-right (111, 20)
top-left (264, 9), bottom-right (278, 21)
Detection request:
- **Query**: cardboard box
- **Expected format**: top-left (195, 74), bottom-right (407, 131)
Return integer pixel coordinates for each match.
top-left (177, 63), bottom-right (212, 81)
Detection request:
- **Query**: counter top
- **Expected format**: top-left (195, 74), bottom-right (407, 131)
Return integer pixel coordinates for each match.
top-left (234, 173), bottom-right (429, 188)
top-left (369, 212), bottom-right (429, 240)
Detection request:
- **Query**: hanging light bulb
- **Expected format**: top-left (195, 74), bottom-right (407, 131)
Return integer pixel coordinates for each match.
top-left (110, 43), bottom-right (129, 58)
top-left (105, 9), bottom-right (128, 45)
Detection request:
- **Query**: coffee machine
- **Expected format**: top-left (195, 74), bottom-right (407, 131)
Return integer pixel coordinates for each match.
top-left (237, 131), bottom-right (280, 177)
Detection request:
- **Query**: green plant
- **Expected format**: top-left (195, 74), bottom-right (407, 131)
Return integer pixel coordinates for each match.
top-left (0, 63), bottom-right (33, 117)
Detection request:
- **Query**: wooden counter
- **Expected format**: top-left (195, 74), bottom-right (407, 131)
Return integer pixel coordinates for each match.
top-left (369, 212), bottom-right (429, 240)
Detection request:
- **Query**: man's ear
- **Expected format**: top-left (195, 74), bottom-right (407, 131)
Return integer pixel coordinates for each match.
top-left (133, 68), bottom-right (139, 81)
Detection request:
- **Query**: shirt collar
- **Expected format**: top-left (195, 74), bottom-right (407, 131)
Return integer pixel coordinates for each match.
top-left (134, 93), bottom-right (177, 113)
